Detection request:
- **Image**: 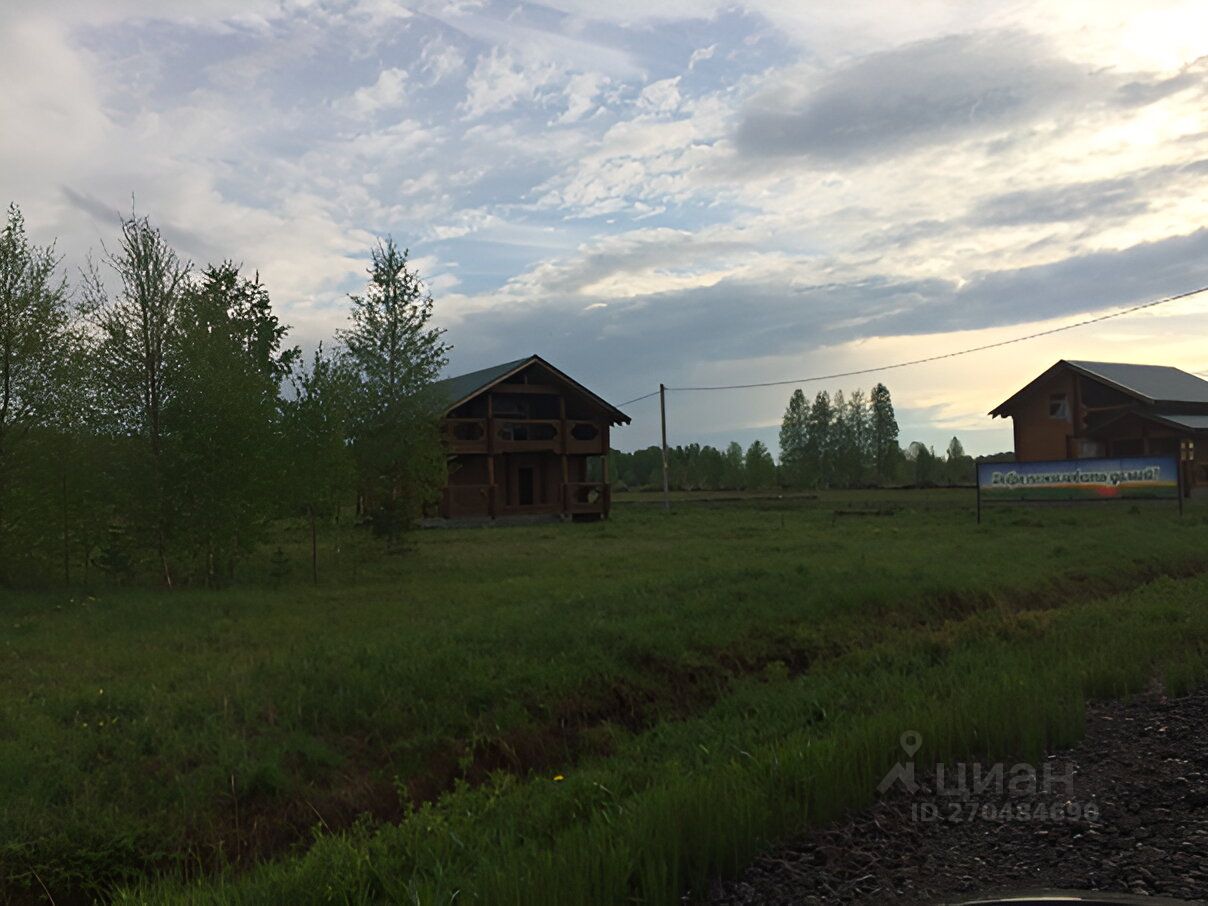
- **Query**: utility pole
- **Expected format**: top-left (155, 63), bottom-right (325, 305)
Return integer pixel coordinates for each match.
top-left (659, 383), bottom-right (670, 510)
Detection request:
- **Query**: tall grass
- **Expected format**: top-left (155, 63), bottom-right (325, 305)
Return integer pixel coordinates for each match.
top-left (123, 572), bottom-right (1208, 905)
top-left (3, 492), bottom-right (1208, 901)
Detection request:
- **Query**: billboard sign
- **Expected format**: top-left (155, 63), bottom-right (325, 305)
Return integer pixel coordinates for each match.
top-left (977, 456), bottom-right (1179, 502)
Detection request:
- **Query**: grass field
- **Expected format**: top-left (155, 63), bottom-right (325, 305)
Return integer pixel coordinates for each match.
top-left (4, 490), bottom-right (1208, 904)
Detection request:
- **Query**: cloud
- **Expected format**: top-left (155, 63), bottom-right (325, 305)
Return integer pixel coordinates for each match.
top-left (970, 175), bottom-right (1152, 227)
top-left (441, 223), bottom-right (1208, 424)
top-left (461, 48), bottom-right (560, 118)
top-left (419, 38), bottom-right (465, 85)
top-left (736, 30), bottom-right (1103, 162)
top-left (932, 227), bottom-right (1208, 333)
top-left (349, 67), bottom-right (408, 115)
top-left (636, 77), bottom-right (682, 115)
top-left (558, 71), bottom-right (608, 123)
top-left (968, 158), bottom-right (1208, 226)
top-left (7, 1), bottom-right (1208, 458)
top-left (688, 44), bottom-right (716, 69)
top-left (352, 0), bottom-right (414, 26)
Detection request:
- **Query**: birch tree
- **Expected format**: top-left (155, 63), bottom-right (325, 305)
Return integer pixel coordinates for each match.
top-left (82, 213), bottom-right (190, 586)
top-left (0, 203), bottom-right (71, 580)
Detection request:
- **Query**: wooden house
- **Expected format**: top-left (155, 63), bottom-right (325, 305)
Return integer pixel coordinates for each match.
top-left (432, 355), bottom-right (630, 520)
top-left (990, 359), bottom-right (1208, 492)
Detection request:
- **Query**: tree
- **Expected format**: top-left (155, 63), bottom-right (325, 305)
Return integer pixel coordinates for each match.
top-left (778, 389), bottom-right (810, 488)
top-left (723, 441), bottom-right (745, 489)
top-left (82, 212), bottom-right (190, 586)
top-left (744, 440), bottom-right (777, 489)
top-left (698, 444), bottom-right (724, 490)
top-left (340, 238), bottom-right (450, 542)
top-left (163, 264), bottom-right (290, 584)
top-left (906, 441), bottom-right (939, 486)
top-left (845, 389), bottom-right (871, 486)
top-left (284, 345), bottom-right (357, 583)
top-left (870, 382), bottom-right (900, 485)
top-left (944, 435), bottom-right (974, 486)
top-left (196, 262), bottom-right (298, 381)
top-left (0, 203), bottom-right (72, 581)
top-left (807, 390), bottom-right (834, 487)
top-left (831, 390), bottom-right (860, 487)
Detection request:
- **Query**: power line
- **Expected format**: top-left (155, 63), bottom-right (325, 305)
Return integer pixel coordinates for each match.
top-left (659, 284), bottom-right (1208, 393)
top-left (618, 389), bottom-right (660, 407)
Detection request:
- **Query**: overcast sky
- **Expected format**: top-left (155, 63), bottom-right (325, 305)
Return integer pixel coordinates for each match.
top-left (5, 1), bottom-right (1208, 455)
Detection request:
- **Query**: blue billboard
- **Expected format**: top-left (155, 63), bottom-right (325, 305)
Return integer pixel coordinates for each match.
top-left (977, 456), bottom-right (1179, 501)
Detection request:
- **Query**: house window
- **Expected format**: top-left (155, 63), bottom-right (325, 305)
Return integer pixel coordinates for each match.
top-left (1048, 393), bottom-right (1069, 419)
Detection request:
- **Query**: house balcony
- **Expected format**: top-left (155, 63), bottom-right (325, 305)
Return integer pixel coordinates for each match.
top-left (439, 481), bottom-right (610, 519)
top-left (441, 418), bottom-right (607, 455)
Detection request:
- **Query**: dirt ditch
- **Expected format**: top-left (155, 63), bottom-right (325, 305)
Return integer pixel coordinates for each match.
top-left (46, 556), bottom-right (1208, 903)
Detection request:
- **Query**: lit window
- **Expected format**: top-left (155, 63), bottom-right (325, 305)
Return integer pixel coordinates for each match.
top-left (1048, 394), bottom-right (1069, 419)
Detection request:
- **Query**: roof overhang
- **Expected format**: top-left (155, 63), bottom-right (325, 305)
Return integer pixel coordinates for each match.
top-left (442, 354), bottom-right (632, 425)
top-left (1089, 409), bottom-right (1208, 436)
top-left (988, 359), bottom-right (1155, 418)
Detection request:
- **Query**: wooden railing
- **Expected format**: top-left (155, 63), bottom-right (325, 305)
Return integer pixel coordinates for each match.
top-left (565, 420), bottom-right (604, 454)
top-left (441, 418), bottom-right (607, 454)
top-left (441, 481), bottom-right (611, 518)
top-left (442, 483), bottom-right (495, 517)
top-left (494, 419), bottom-right (561, 452)
top-left (441, 418), bottom-right (488, 453)
top-left (564, 481), bottom-right (609, 515)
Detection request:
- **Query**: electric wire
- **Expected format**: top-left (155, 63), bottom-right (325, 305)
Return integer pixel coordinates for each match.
top-left (663, 285), bottom-right (1208, 393)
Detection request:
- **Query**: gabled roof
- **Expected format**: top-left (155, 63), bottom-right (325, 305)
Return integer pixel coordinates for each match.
top-left (1066, 360), bottom-right (1208, 404)
top-left (990, 359), bottom-right (1208, 416)
top-left (431, 357), bottom-right (531, 411)
top-left (431, 354), bottom-right (632, 425)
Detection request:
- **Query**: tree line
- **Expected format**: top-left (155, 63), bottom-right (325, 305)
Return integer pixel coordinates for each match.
top-left (609, 384), bottom-right (982, 491)
top-left (0, 203), bottom-right (447, 587)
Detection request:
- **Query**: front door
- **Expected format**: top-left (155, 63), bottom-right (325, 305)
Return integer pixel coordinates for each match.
top-left (518, 466), bottom-right (535, 506)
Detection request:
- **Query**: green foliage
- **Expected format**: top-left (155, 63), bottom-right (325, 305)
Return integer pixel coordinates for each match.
top-left (0, 203), bottom-right (72, 582)
top-left (777, 389), bottom-right (810, 488)
top-left (3, 495), bottom-right (1208, 902)
top-left (339, 238), bottom-right (449, 540)
top-left (195, 262), bottom-right (299, 381)
top-left (283, 345), bottom-right (358, 582)
top-left (870, 382), bottom-right (900, 483)
top-left (944, 435), bottom-right (976, 485)
top-left (905, 440), bottom-right (940, 486)
top-left (779, 385), bottom-right (887, 489)
top-left (743, 439), bottom-right (776, 488)
top-left (81, 212), bottom-right (192, 584)
top-left (163, 265), bottom-right (290, 584)
top-left (2, 203), bottom-right (449, 585)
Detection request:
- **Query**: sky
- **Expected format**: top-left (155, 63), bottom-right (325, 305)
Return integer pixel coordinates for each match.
top-left (4, 1), bottom-right (1208, 456)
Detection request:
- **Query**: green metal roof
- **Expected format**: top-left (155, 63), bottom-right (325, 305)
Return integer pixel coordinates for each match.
top-left (431, 354), bottom-right (632, 424)
top-left (431, 356), bottom-right (532, 410)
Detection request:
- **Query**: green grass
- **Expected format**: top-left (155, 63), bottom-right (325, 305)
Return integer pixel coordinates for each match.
top-left (3, 490), bottom-right (1208, 903)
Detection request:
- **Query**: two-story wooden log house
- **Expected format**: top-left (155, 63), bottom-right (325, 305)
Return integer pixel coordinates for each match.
top-left (432, 355), bottom-right (630, 520)
top-left (990, 359), bottom-right (1208, 493)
